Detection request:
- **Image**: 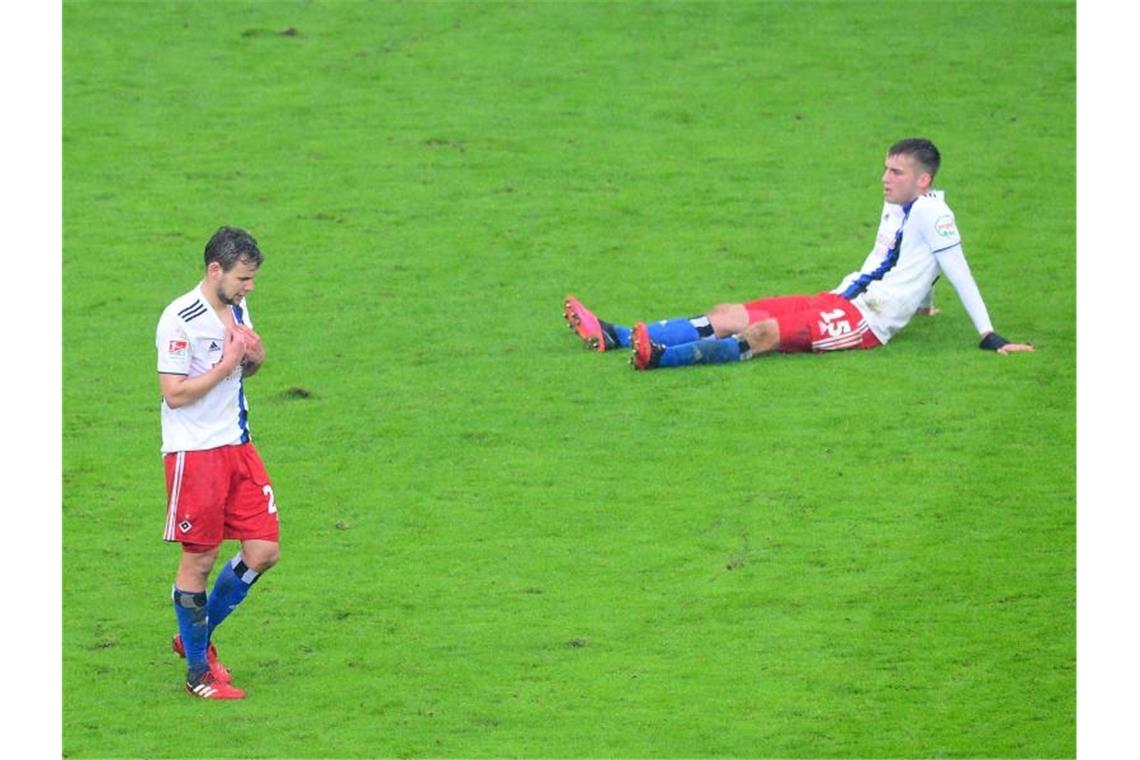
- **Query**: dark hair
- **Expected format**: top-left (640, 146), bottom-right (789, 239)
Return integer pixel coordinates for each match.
top-left (888, 137), bottom-right (941, 180)
top-left (203, 226), bottom-right (263, 271)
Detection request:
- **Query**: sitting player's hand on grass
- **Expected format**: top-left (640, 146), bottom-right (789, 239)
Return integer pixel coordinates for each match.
top-left (996, 341), bottom-right (1035, 355)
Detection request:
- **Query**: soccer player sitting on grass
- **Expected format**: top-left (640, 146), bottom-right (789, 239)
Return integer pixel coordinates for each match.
top-left (563, 138), bottom-right (1034, 370)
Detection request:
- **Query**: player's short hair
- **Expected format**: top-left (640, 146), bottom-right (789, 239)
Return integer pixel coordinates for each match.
top-left (204, 226), bottom-right (263, 271)
top-left (888, 138), bottom-right (941, 180)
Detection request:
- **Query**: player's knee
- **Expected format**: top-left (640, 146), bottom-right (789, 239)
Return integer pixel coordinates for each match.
top-left (742, 319), bottom-right (779, 353)
top-left (707, 303), bottom-right (748, 336)
top-left (243, 542), bottom-right (280, 573)
top-left (181, 543), bottom-right (221, 569)
top-left (176, 544), bottom-right (221, 589)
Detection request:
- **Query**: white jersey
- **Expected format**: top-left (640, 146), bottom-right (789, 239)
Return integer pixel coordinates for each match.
top-left (156, 284), bottom-right (253, 453)
top-left (831, 190), bottom-right (967, 343)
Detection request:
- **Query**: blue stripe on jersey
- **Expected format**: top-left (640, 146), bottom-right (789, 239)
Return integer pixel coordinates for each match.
top-left (842, 199), bottom-right (915, 301)
top-left (233, 304), bottom-right (250, 441)
top-left (238, 380), bottom-right (250, 443)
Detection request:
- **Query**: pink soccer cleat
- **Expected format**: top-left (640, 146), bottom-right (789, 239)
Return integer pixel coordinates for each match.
top-left (563, 295), bottom-right (610, 352)
top-left (630, 322), bottom-right (663, 371)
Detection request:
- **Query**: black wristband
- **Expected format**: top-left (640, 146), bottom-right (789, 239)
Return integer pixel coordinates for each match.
top-left (979, 332), bottom-right (1009, 351)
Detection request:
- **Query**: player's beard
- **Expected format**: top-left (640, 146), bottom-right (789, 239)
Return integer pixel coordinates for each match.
top-left (216, 283), bottom-right (243, 306)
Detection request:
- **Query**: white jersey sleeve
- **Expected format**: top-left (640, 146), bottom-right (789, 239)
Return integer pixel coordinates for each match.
top-left (156, 311), bottom-right (193, 375)
top-left (935, 247), bottom-right (994, 335)
top-left (914, 193), bottom-right (963, 254)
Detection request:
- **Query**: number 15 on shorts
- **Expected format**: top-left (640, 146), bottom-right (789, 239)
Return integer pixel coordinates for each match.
top-left (818, 308), bottom-right (852, 337)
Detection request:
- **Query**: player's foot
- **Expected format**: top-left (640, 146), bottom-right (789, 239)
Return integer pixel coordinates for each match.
top-left (563, 295), bottom-right (614, 351)
top-left (185, 670), bottom-right (245, 700)
top-left (172, 634), bottom-right (232, 684)
top-left (630, 322), bottom-right (664, 370)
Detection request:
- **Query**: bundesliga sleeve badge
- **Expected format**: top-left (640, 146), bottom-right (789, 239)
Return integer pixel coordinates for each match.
top-left (934, 215), bottom-right (959, 238)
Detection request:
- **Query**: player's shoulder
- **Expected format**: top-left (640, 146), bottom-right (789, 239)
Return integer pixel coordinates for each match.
top-left (159, 285), bottom-right (210, 327)
top-left (912, 190), bottom-right (962, 241)
top-left (912, 189), bottom-right (953, 216)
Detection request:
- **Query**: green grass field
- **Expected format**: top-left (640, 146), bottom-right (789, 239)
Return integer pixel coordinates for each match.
top-left (62, 1), bottom-right (1075, 757)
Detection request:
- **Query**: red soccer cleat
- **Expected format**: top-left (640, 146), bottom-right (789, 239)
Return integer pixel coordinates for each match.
top-left (630, 322), bottom-right (663, 371)
top-left (563, 295), bottom-right (610, 352)
top-left (172, 634), bottom-right (233, 684)
top-left (185, 670), bottom-right (245, 700)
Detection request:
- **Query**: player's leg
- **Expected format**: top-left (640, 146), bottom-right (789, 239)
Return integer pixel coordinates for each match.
top-left (173, 546), bottom-right (244, 695)
top-left (746, 293), bottom-right (876, 355)
top-left (173, 544), bottom-right (220, 680)
top-left (630, 298), bottom-right (787, 370)
top-left (705, 303), bottom-right (751, 336)
top-left (207, 539), bottom-right (278, 637)
top-left (171, 545), bottom-right (235, 685)
top-left (165, 449), bottom-right (244, 697)
top-left (165, 450), bottom-right (221, 679)
top-left (208, 444), bottom-right (281, 637)
top-left (631, 293), bottom-right (864, 370)
top-left (631, 321), bottom-right (754, 369)
top-left (565, 294), bottom-right (749, 351)
top-left (739, 318), bottom-right (781, 354)
top-left (174, 545), bottom-right (220, 593)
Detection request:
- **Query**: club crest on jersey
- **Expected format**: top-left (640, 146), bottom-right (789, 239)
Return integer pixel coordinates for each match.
top-left (178, 520), bottom-right (192, 533)
top-left (168, 340), bottom-right (189, 357)
top-left (934, 215), bottom-right (958, 238)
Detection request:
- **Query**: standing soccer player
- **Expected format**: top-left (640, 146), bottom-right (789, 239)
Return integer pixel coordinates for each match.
top-left (156, 226), bottom-right (280, 699)
top-left (564, 138), bottom-right (1034, 368)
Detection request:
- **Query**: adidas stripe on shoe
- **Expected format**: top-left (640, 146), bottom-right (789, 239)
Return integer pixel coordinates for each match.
top-left (186, 670), bottom-right (245, 700)
top-left (172, 634), bottom-right (233, 684)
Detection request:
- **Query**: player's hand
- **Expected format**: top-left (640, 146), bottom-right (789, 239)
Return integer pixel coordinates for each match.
top-left (916, 306), bottom-right (941, 316)
top-left (233, 324), bottom-right (264, 365)
top-left (220, 327), bottom-right (248, 372)
top-left (997, 342), bottom-right (1035, 354)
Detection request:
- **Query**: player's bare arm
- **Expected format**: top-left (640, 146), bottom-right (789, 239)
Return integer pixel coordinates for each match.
top-left (159, 328), bottom-right (247, 408)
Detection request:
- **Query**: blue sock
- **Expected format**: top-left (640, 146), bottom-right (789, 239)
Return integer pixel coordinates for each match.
top-left (648, 317), bottom-right (705, 346)
top-left (173, 588), bottom-right (209, 678)
top-left (659, 336), bottom-right (749, 367)
top-left (207, 554), bottom-right (261, 638)
top-left (608, 323), bottom-right (633, 348)
top-left (605, 316), bottom-right (712, 349)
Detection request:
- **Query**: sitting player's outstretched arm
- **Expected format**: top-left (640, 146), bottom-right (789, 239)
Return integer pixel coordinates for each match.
top-left (935, 248), bottom-right (1035, 354)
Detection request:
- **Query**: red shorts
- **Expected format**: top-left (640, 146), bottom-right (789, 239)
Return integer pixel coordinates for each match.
top-left (164, 442), bottom-right (280, 548)
top-left (743, 292), bottom-right (881, 353)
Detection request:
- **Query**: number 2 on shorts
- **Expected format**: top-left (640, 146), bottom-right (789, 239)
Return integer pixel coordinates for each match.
top-left (262, 484), bottom-right (278, 514)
